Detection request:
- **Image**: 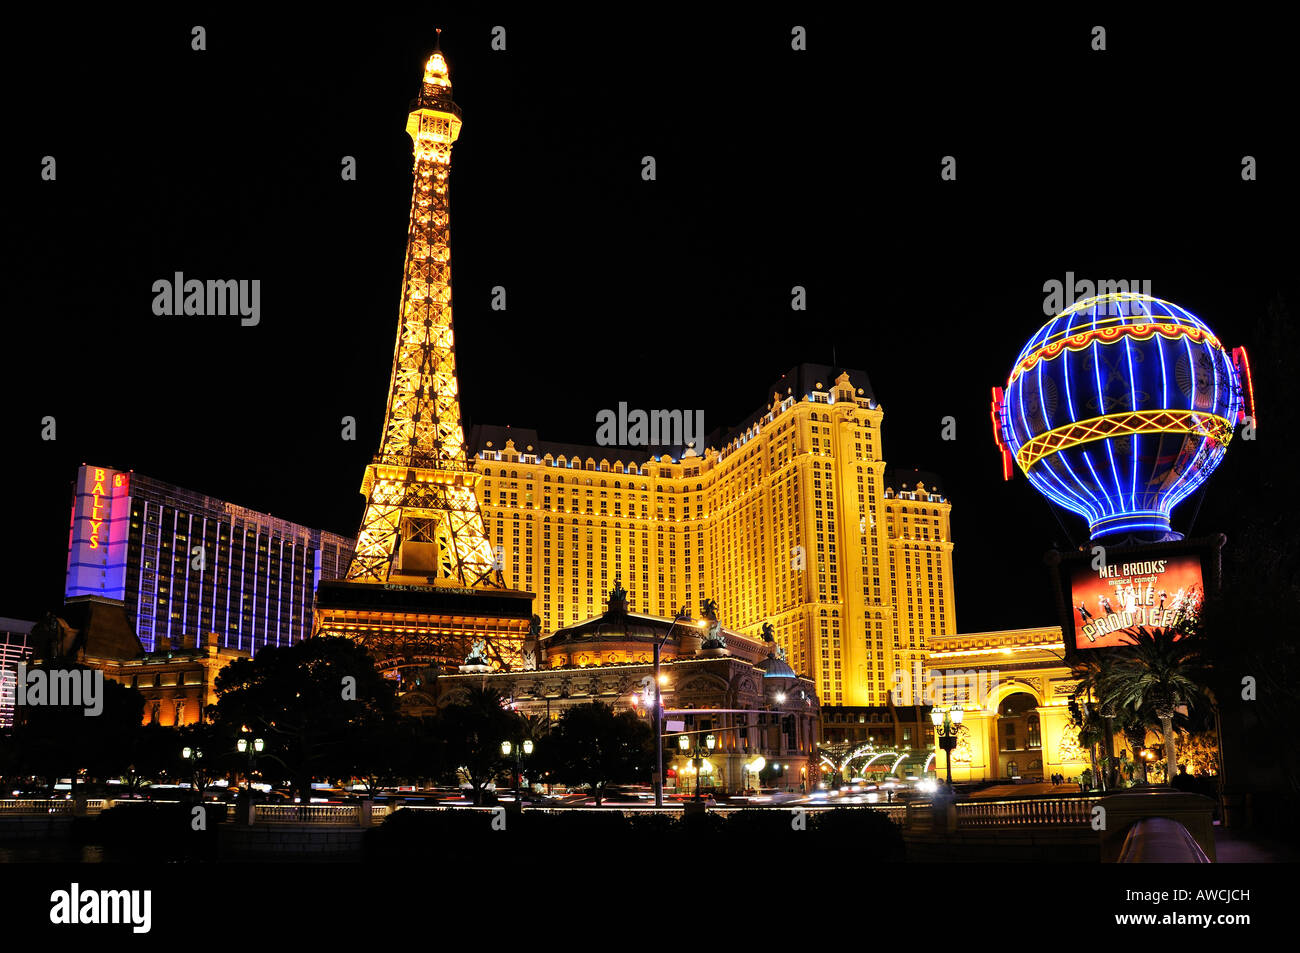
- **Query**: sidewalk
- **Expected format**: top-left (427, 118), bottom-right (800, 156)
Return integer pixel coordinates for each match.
top-left (1213, 827), bottom-right (1300, 862)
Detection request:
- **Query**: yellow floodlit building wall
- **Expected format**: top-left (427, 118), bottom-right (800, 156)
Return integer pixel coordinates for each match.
top-left (925, 626), bottom-right (1088, 783)
top-left (472, 369), bottom-right (956, 707)
top-left (883, 482), bottom-right (956, 706)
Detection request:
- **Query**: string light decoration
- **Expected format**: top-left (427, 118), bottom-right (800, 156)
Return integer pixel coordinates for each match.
top-left (991, 293), bottom-right (1254, 541)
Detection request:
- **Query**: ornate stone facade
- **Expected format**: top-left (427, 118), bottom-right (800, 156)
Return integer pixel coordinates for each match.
top-left (924, 625), bottom-right (1092, 782)
top-left (414, 591), bottom-right (821, 794)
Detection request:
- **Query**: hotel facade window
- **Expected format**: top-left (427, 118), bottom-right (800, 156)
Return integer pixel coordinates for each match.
top-left (465, 365), bottom-right (956, 707)
top-left (65, 464), bottom-right (354, 654)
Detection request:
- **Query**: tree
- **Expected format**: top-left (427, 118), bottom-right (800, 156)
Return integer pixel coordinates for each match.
top-left (1073, 707), bottom-right (1107, 792)
top-left (1099, 627), bottom-right (1211, 782)
top-left (535, 702), bottom-right (653, 805)
top-left (125, 723), bottom-right (182, 795)
top-left (405, 715), bottom-right (448, 789)
top-left (211, 636), bottom-right (398, 803)
top-left (433, 686), bottom-right (522, 805)
top-left (173, 721), bottom-right (235, 799)
top-left (514, 713), bottom-right (551, 792)
top-left (1070, 654), bottom-right (1126, 789)
top-left (9, 663), bottom-right (144, 795)
top-left (341, 716), bottom-right (420, 796)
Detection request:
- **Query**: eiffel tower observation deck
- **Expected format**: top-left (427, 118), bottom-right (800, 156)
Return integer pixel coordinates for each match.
top-left (314, 33), bottom-right (534, 677)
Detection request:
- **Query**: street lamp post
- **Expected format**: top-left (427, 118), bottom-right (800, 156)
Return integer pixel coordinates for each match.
top-left (236, 734), bottom-right (265, 806)
top-left (653, 608), bottom-right (688, 809)
top-left (501, 740), bottom-right (517, 804)
top-left (678, 733), bottom-right (716, 801)
top-left (181, 745), bottom-right (204, 802)
top-left (501, 738), bottom-right (534, 805)
top-left (1137, 747), bottom-right (1157, 785)
top-left (930, 706), bottom-right (964, 792)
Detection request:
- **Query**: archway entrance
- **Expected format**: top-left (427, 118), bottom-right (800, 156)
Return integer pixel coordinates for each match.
top-left (996, 692), bottom-right (1043, 780)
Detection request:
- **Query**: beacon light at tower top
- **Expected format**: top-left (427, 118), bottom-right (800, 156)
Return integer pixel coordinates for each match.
top-left (990, 292), bottom-right (1256, 542)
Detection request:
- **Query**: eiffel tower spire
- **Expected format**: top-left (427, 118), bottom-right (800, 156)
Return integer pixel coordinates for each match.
top-left (347, 35), bottom-right (502, 589)
top-left (315, 37), bottom-right (532, 678)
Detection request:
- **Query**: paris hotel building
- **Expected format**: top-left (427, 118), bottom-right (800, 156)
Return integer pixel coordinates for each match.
top-left (468, 364), bottom-right (955, 707)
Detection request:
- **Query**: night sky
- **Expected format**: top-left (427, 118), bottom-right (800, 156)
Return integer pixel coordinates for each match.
top-left (5, 11), bottom-right (1293, 632)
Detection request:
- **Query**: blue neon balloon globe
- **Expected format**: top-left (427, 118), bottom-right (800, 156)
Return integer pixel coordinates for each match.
top-left (996, 293), bottom-right (1247, 541)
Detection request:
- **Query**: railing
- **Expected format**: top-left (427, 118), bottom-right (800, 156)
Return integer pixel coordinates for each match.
top-left (0, 799), bottom-right (72, 815)
top-left (396, 803), bottom-right (909, 824)
top-left (253, 804), bottom-right (361, 824)
top-left (0, 798), bottom-right (379, 824)
top-left (956, 796), bottom-right (1098, 827)
top-left (0, 798), bottom-right (107, 815)
top-left (867, 804), bottom-right (909, 825)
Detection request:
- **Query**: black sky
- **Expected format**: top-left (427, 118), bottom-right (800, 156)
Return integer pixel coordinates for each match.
top-left (4, 11), bottom-right (1294, 632)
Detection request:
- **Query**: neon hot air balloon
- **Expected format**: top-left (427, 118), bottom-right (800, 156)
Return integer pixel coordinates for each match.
top-left (991, 293), bottom-right (1255, 541)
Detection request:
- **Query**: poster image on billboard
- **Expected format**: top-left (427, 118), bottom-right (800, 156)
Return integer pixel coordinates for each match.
top-left (1069, 554), bottom-right (1204, 650)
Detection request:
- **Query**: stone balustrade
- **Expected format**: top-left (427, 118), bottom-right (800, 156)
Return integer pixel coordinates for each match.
top-left (956, 796), bottom-right (1099, 827)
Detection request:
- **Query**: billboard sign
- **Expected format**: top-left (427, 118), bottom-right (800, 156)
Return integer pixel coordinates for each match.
top-left (65, 465), bottom-right (132, 601)
top-left (1068, 554), bottom-right (1204, 650)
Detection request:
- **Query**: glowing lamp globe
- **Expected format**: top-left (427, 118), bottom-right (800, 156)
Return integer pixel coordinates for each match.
top-left (991, 293), bottom-right (1255, 541)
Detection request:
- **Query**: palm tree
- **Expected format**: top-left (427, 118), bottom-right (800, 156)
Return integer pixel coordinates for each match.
top-left (1070, 654), bottom-right (1122, 788)
top-left (1099, 627), bottom-right (1210, 782)
top-left (1075, 707), bottom-right (1108, 792)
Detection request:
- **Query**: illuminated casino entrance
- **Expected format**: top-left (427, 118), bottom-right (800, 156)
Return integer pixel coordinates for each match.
top-left (925, 626), bottom-right (1093, 783)
top-left (996, 692), bottom-right (1043, 779)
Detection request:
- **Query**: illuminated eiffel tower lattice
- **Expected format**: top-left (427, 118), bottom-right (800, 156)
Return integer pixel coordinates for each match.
top-left (314, 35), bottom-right (533, 677)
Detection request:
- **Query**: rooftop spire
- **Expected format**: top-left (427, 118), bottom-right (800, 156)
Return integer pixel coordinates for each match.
top-left (423, 28), bottom-right (451, 89)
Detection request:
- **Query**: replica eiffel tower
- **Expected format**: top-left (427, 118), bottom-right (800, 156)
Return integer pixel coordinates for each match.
top-left (314, 34), bottom-right (534, 677)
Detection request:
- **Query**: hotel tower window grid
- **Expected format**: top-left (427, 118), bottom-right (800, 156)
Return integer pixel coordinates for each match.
top-left (0, 626), bottom-right (33, 730)
top-left (469, 367), bottom-right (957, 707)
top-left (65, 466), bottom-right (353, 654)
